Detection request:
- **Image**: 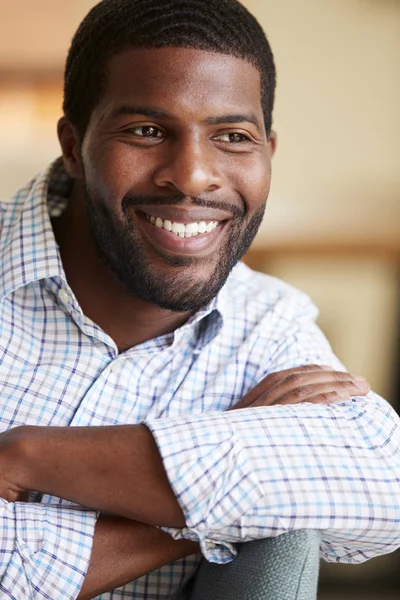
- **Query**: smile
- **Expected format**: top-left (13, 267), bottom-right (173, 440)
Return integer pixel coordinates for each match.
top-left (138, 209), bottom-right (226, 256)
top-left (144, 213), bottom-right (219, 238)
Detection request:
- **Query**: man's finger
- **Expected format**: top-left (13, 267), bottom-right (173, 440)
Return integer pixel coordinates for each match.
top-left (231, 365), bottom-right (370, 411)
top-left (261, 364), bottom-right (330, 389)
top-left (235, 365), bottom-right (331, 408)
top-left (274, 380), bottom-right (370, 406)
top-left (264, 371), bottom-right (369, 405)
top-left (297, 389), bottom-right (369, 406)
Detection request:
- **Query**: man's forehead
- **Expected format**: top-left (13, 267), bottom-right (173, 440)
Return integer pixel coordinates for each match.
top-left (100, 46), bottom-right (264, 120)
top-left (106, 45), bottom-right (259, 74)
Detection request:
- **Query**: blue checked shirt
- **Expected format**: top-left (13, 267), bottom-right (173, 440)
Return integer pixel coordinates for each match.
top-left (0, 158), bottom-right (399, 599)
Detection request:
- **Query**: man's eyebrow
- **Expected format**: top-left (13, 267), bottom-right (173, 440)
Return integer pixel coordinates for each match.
top-left (205, 114), bottom-right (263, 132)
top-left (110, 105), bottom-right (170, 119)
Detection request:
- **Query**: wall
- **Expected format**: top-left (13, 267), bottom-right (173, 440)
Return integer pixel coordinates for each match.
top-left (243, 0), bottom-right (400, 248)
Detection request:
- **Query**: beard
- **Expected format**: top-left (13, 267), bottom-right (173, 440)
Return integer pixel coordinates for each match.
top-left (84, 184), bottom-right (266, 313)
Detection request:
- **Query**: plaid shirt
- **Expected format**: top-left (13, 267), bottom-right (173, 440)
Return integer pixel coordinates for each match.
top-left (0, 158), bottom-right (399, 599)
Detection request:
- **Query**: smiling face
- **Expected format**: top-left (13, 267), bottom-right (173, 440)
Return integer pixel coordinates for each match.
top-left (65, 47), bottom-right (274, 312)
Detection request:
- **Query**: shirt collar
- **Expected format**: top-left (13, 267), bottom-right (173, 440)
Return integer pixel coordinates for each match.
top-left (0, 158), bottom-right (68, 301)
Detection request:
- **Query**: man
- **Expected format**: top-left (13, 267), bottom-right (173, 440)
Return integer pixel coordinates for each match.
top-left (0, 0), bottom-right (399, 598)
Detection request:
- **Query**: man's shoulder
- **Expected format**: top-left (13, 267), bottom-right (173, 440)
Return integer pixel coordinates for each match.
top-left (0, 169), bottom-right (53, 301)
top-left (222, 261), bottom-right (319, 327)
top-left (0, 175), bottom-right (39, 239)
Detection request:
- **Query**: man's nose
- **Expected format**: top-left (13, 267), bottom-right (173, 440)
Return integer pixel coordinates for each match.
top-left (153, 137), bottom-right (223, 196)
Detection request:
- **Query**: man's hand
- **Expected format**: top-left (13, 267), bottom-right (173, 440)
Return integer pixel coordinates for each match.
top-left (231, 364), bottom-right (370, 410)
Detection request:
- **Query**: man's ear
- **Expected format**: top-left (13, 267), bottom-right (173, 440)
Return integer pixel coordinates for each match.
top-left (267, 130), bottom-right (277, 158)
top-left (57, 117), bottom-right (84, 180)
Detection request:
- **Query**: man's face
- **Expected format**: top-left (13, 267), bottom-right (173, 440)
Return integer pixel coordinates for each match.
top-left (79, 47), bottom-right (273, 312)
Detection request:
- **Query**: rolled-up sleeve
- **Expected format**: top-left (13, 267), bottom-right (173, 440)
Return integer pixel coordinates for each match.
top-left (146, 393), bottom-right (400, 564)
top-left (147, 284), bottom-right (400, 564)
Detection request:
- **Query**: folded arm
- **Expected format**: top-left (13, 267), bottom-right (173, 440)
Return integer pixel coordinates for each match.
top-left (5, 384), bottom-right (400, 569)
top-left (0, 497), bottom-right (197, 600)
top-left (0, 425), bottom-right (198, 598)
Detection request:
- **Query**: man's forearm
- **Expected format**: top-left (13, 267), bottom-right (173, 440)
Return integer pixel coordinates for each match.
top-left (78, 516), bottom-right (199, 600)
top-left (11, 424), bottom-right (185, 527)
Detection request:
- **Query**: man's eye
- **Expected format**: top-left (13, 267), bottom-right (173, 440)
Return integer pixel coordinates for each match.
top-left (128, 126), bottom-right (163, 138)
top-left (215, 132), bottom-right (251, 143)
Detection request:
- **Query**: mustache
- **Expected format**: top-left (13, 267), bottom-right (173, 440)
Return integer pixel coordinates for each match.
top-left (122, 193), bottom-right (246, 219)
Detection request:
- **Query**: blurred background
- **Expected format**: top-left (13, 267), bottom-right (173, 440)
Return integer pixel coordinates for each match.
top-left (0, 0), bottom-right (399, 597)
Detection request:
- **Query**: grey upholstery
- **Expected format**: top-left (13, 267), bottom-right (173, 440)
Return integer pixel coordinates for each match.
top-left (185, 531), bottom-right (320, 600)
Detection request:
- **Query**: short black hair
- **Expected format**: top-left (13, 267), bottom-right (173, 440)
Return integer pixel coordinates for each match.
top-left (63, 0), bottom-right (276, 138)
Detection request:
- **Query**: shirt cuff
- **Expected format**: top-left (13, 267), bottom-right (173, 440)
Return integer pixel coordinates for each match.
top-left (145, 411), bottom-right (263, 563)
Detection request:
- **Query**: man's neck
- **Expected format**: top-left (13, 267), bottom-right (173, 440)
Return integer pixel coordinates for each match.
top-left (51, 183), bottom-right (192, 353)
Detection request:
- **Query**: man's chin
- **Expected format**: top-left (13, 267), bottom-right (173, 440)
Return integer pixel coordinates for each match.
top-left (152, 251), bottom-right (213, 269)
top-left (123, 267), bottom-right (227, 313)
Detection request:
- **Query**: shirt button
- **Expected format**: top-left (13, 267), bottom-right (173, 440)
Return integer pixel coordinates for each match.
top-left (59, 288), bottom-right (70, 304)
top-left (109, 361), bottom-right (119, 375)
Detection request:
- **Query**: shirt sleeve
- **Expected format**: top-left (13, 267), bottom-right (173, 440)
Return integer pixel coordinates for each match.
top-left (145, 291), bottom-right (400, 565)
top-left (0, 501), bottom-right (97, 599)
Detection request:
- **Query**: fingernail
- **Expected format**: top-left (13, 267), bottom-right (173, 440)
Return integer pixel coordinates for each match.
top-left (353, 376), bottom-right (369, 389)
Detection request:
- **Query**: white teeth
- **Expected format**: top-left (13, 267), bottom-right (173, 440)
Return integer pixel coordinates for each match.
top-left (146, 213), bottom-right (219, 237)
top-left (185, 222), bottom-right (199, 234)
top-left (172, 222), bottom-right (185, 234)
